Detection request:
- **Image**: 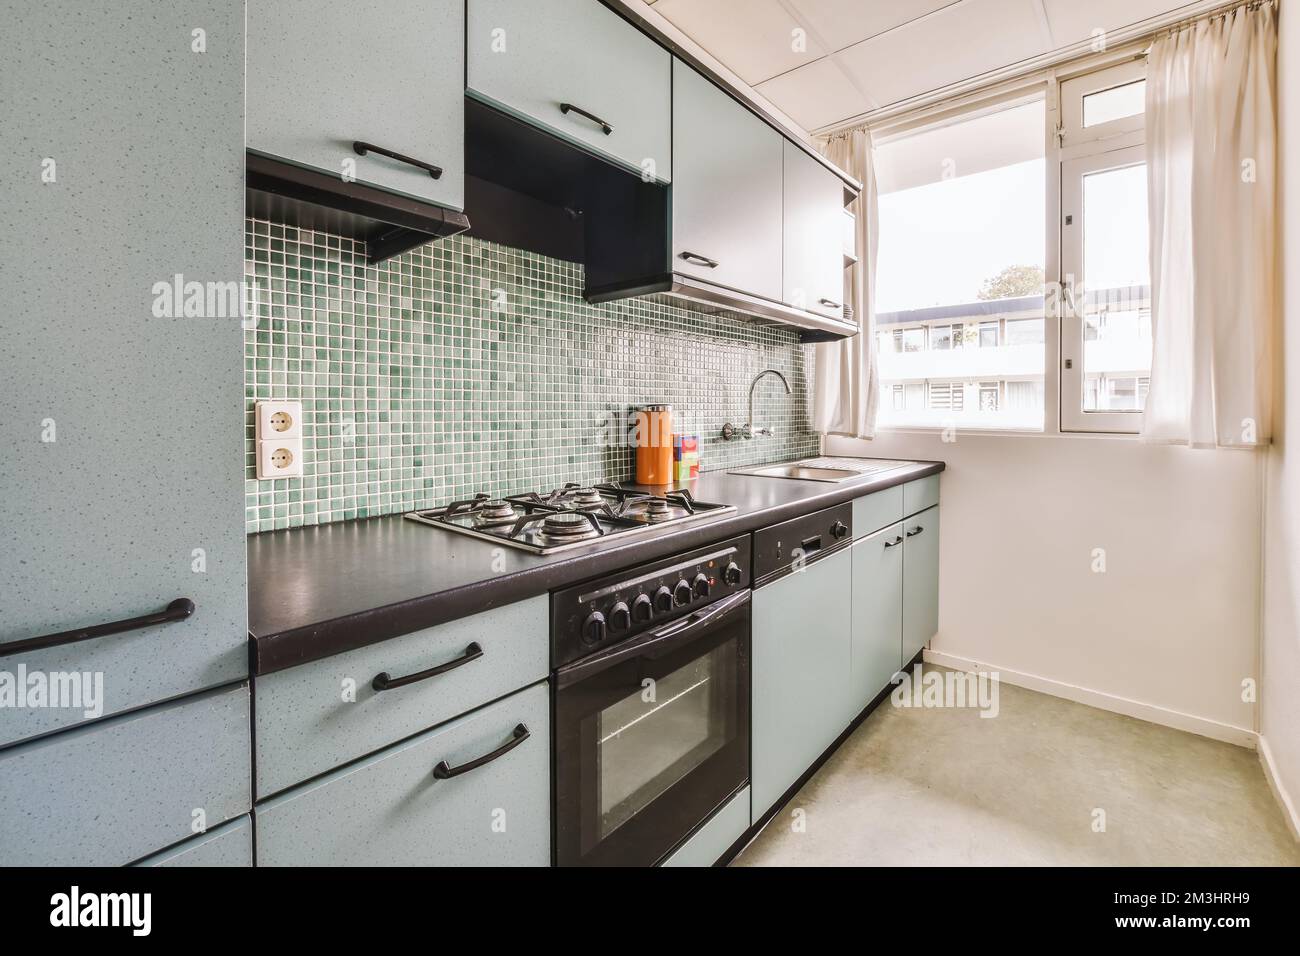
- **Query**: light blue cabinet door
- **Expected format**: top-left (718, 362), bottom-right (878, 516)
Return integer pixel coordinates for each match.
top-left (248, 0), bottom-right (465, 209)
top-left (133, 815), bottom-right (253, 868)
top-left (0, 0), bottom-right (246, 747)
top-left (468, 0), bottom-right (671, 182)
top-left (672, 59), bottom-right (784, 300)
top-left (851, 523), bottom-right (905, 713)
top-left (751, 548), bottom-right (853, 823)
top-left (902, 506), bottom-right (941, 663)
top-left (255, 596), bottom-right (548, 797)
top-left (256, 684), bottom-right (549, 867)
top-left (0, 684), bottom-right (251, 867)
top-left (782, 140), bottom-right (846, 321)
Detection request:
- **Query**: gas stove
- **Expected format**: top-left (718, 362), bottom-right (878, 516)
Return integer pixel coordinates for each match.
top-left (404, 483), bottom-right (736, 554)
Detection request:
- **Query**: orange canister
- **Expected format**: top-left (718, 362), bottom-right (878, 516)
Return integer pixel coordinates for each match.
top-left (632, 404), bottom-right (674, 486)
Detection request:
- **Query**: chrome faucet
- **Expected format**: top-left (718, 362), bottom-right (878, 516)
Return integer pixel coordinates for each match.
top-left (722, 369), bottom-right (792, 440)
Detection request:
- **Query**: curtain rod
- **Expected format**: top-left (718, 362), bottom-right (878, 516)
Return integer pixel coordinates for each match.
top-left (816, 0), bottom-right (1252, 137)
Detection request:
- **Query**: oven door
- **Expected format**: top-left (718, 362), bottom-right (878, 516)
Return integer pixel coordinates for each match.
top-left (554, 589), bottom-right (751, 867)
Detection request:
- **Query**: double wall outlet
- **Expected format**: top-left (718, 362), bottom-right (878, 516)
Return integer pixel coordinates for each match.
top-left (255, 400), bottom-right (304, 479)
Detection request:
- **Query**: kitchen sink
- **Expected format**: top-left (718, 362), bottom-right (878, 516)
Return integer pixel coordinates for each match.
top-left (730, 457), bottom-right (917, 483)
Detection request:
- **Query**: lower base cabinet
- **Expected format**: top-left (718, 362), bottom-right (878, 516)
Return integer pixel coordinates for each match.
top-left (902, 505), bottom-right (940, 663)
top-left (751, 548), bottom-right (853, 823)
top-left (851, 521), bottom-right (905, 705)
top-left (255, 683), bottom-right (550, 866)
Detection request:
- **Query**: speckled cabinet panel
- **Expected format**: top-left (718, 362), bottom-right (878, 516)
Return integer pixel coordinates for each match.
top-left (0, 2), bottom-right (248, 744)
top-left (133, 815), bottom-right (253, 868)
top-left (256, 683), bottom-right (549, 866)
top-left (0, 684), bottom-right (251, 867)
top-left (247, 0), bottom-right (464, 209)
top-left (243, 225), bottom-right (819, 532)
top-left (255, 595), bottom-right (548, 797)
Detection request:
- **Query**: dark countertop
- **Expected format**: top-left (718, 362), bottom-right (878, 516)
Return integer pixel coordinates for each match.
top-left (247, 458), bottom-right (945, 674)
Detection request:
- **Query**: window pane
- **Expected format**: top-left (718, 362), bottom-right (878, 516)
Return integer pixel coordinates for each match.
top-left (1080, 162), bottom-right (1152, 413)
top-left (875, 99), bottom-right (1046, 429)
top-left (1082, 79), bottom-right (1145, 128)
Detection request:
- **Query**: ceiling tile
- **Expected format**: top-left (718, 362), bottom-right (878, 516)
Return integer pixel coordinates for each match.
top-left (653, 0), bottom-right (825, 85)
top-left (836, 0), bottom-right (1050, 112)
top-left (786, 0), bottom-right (959, 48)
top-left (1041, 0), bottom-right (1194, 46)
top-left (755, 57), bottom-right (874, 131)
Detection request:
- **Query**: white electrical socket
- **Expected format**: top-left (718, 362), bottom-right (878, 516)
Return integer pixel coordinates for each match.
top-left (257, 438), bottom-right (303, 479)
top-left (256, 400), bottom-right (302, 440)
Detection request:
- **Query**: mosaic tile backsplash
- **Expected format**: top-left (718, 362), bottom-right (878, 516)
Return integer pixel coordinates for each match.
top-left (244, 219), bottom-right (819, 533)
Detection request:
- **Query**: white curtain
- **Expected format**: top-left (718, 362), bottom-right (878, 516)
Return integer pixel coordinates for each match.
top-left (813, 128), bottom-right (880, 439)
top-left (1143, 0), bottom-right (1277, 447)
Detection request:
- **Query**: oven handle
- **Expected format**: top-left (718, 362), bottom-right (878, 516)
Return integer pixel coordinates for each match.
top-left (556, 589), bottom-right (751, 689)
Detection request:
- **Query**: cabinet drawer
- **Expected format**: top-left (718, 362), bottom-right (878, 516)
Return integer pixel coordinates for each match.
top-left (468, 0), bottom-right (671, 181)
top-left (247, 0), bottom-right (465, 209)
top-left (256, 684), bottom-right (549, 867)
top-left (0, 684), bottom-right (250, 867)
top-left (255, 596), bottom-right (547, 797)
top-left (133, 815), bottom-right (252, 867)
top-left (904, 475), bottom-right (940, 517)
top-left (852, 485), bottom-right (904, 539)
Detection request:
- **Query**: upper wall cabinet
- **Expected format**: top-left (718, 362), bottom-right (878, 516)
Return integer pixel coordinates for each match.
top-left (672, 59), bottom-right (783, 302)
top-left (783, 141), bottom-right (848, 323)
top-left (247, 0), bottom-right (465, 210)
top-left (467, 0), bottom-right (672, 183)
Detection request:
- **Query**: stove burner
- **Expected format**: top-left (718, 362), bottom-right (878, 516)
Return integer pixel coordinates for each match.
top-left (570, 487), bottom-right (605, 509)
top-left (643, 497), bottom-right (673, 522)
top-left (475, 499), bottom-right (519, 527)
top-left (541, 511), bottom-right (602, 540)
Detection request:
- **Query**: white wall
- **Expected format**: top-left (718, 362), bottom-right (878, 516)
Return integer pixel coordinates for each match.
top-left (826, 431), bottom-right (1260, 742)
top-left (1261, 0), bottom-right (1300, 832)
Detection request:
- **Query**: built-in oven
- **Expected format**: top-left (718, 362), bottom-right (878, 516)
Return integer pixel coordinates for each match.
top-left (552, 534), bottom-right (752, 867)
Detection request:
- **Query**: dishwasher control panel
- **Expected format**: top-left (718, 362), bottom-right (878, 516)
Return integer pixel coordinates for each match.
top-left (752, 501), bottom-right (852, 585)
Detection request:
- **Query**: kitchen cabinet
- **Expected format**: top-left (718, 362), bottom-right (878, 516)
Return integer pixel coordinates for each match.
top-left (247, 0), bottom-right (465, 209)
top-left (133, 815), bottom-right (253, 868)
top-left (851, 522), bottom-right (906, 713)
top-left (467, 0), bottom-right (671, 182)
top-left (751, 548), bottom-right (853, 823)
top-left (903, 505), bottom-right (941, 663)
top-left (256, 683), bottom-right (550, 867)
top-left (672, 58), bottom-right (784, 300)
top-left (783, 140), bottom-right (848, 321)
top-left (0, 0), bottom-right (247, 748)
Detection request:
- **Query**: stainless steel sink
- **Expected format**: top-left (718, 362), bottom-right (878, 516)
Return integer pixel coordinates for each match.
top-left (730, 457), bottom-right (916, 483)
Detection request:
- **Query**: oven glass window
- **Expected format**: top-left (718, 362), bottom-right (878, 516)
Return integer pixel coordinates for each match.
top-left (595, 641), bottom-right (737, 839)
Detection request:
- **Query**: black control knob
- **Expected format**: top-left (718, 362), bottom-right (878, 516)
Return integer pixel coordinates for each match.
top-left (653, 586), bottom-right (674, 613)
top-left (632, 593), bottom-right (653, 623)
top-left (692, 573), bottom-right (711, 598)
top-left (723, 562), bottom-right (743, 586)
top-left (673, 579), bottom-right (693, 607)
top-left (582, 611), bottom-right (607, 645)
top-left (609, 601), bottom-right (631, 632)
top-left (831, 520), bottom-right (850, 541)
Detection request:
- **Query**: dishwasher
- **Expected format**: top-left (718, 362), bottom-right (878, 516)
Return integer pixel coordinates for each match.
top-left (750, 501), bottom-right (854, 823)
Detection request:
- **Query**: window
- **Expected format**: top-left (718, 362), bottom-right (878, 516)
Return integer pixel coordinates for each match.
top-left (1060, 60), bottom-right (1151, 432)
top-left (874, 98), bottom-right (1046, 429)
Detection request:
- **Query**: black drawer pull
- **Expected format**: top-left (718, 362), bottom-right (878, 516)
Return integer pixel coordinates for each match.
top-left (1, 597), bottom-right (195, 656)
top-left (678, 251), bottom-right (720, 268)
top-left (906, 525), bottom-right (925, 538)
top-left (372, 642), bottom-right (483, 692)
top-left (883, 535), bottom-right (904, 549)
top-left (559, 102), bottom-right (613, 135)
top-left (432, 723), bottom-right (530, 779)
top-left (819, 297), bottom-right (843, 309)
top-left (352, 141), bottom-right (443, 179)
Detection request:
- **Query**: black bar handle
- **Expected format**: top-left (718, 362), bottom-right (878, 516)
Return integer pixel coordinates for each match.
top-left (819, 297), bottom-right (843, 309)
top-left (559, 102), bottom-right (613, 135)
top-left (1, 598), bottom-right (195, 657)
top-left (883, 535), bottom-right (904, 549)
top-left (432, 723), bottom-right (530, 779)
top-left (906, 525), bottom-right (925, 538)
top-left (352, 141), bottom-right (443, 179)
top-left (678, 251), bottom-right (720, 268)
top-left (372, 642), bottom-right (483, 692)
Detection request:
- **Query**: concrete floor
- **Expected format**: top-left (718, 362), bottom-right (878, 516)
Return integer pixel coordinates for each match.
top-left (734, 669), bottom-right (1300, 867)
